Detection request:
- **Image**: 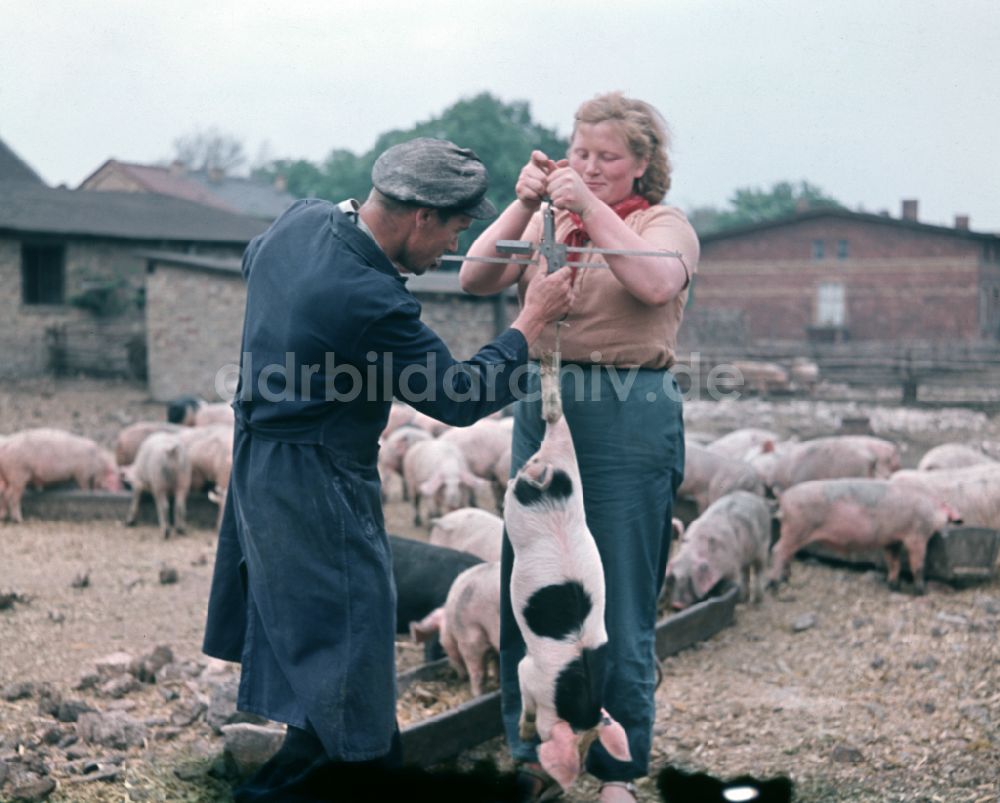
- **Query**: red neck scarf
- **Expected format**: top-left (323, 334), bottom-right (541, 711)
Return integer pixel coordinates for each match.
top-left (564, 194), bottom-right (650, 282)
top-left (565, 194), bottom-right (650, 247)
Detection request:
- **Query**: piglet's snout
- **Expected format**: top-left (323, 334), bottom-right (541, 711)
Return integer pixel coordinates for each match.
top-left (520, 460), bottom-right (553, 490)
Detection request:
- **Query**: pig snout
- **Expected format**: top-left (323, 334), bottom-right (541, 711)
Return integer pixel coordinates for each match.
top-left (943, 502), bottom-right (963, 525)
top-left (102, 466), bottom-right (123, 492)
top-left (520, 459), bottom-right (552, 490)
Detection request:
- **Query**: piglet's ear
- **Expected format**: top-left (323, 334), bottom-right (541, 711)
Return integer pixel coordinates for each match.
top-left (692, 560), bottom-right (719, 600)
top-left (461, 471), bottom-right (490, 491)
top-left (419, 474), bottom-right (443, 497)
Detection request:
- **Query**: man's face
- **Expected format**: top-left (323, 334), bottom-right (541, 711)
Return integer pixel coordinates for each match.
top-left (398, 210), bottom-right (472, 275)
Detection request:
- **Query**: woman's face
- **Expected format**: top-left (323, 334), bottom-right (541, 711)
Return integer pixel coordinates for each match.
top-left (568, 121), bottom-right (648, 207)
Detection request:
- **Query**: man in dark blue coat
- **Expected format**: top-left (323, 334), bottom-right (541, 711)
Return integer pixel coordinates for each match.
top-left (202, 138), bottom-right (574, 801)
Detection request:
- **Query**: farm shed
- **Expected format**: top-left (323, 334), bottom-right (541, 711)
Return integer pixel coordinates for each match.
top-left (0, 181), bottom-right (266, 379)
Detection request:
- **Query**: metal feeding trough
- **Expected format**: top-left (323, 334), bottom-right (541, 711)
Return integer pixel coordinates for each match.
top-left (924, 527), bottom-right (1000, 585)
top-left (800, 526), bottom-right (1000, 587)
top-left (398, 583), bottom-right (739, 767)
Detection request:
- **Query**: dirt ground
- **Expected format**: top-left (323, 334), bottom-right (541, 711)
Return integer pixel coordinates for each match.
top-left (1, 377), bottom-right (999, 802)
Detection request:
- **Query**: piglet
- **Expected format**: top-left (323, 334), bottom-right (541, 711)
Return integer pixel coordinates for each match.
top-left (403, 439), bottom-right (488, 526)
top-left (114, 421), bottom-right (183, 466)
top-left (429, 507), bottom-right (503, 562)
top-left (664, 491), bottom-right (772, 610)
top-left (504, 413), bottom-right (630, 792)
top-left (123, 432), bottom-right (192, 538)
top-left (410, 561), bottom-right (501, 696)
top-left (677, 443), bottom-right (765, 513)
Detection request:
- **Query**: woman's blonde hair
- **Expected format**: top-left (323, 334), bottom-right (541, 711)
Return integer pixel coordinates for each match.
top-left (572, 92), bottom-right (672, 204)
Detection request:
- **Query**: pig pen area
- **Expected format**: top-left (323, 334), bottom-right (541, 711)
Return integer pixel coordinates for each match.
top-left (0, 377), bottom-right (998, 803)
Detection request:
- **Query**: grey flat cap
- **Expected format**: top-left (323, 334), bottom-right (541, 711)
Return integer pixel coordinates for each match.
top-left (371, 138), bottom-right (497, 219)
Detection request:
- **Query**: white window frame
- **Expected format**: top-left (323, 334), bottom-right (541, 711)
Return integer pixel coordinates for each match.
top-left (816, 281), bottom-right (846, 327)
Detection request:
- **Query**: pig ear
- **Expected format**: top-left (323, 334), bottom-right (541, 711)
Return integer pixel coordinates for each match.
top-left (462, 471), bottom-right (490, 491)
top-left (419, 473), bottom-right (443, 498)
top-left (692, 560), bottom-right (719, 599)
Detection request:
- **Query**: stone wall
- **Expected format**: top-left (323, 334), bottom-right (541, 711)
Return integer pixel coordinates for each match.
top-left (146, 265), bottom-right (248, 402)
top-left (0, 238), bottom-right (153, 378)
top-left (415, 292), bottom-right (518, 360)
top-left (0, 236), bottom-right (245, 381)
top-left (144, 264), bottom-right (520, 402)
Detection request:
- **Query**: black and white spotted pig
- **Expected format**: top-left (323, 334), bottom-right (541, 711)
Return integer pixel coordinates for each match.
top-left (504, 414), bottom-right (630, 793)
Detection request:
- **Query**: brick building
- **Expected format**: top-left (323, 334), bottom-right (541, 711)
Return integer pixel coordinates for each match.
top-left (142, 253), bottom-right (514, 402)
top-left (685, 202), bottom-right (1000, 347)
top-left (0, 180), bottom-right (267, 378)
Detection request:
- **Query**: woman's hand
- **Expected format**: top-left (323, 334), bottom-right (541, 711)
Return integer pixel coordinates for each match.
top-left (546, 165), bottom-right (598, 218)
top-left (515, 151), bottom-right (563, 211)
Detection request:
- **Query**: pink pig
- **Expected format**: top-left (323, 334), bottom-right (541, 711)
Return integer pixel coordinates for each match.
top-left (504, 415), bottom-right (631, 792)
top-left (664, 491), bottom-right (772, 609)
top-left (770, 478), bottom-right (961, 594)
top-left (0, 428), bottom-right (121, 523)
top-left (410, 561), bottom-right (501, 697)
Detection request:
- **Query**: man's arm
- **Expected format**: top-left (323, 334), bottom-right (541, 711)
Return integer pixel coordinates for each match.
top-left (360, 267), bottom-right (573, 426)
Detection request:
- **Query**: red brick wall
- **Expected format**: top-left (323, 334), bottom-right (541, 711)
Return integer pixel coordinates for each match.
top-left (693, 217), bottom-right (989, 342)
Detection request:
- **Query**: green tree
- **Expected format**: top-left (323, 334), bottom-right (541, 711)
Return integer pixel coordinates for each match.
top-left (704, 180), bottom-right (842, 234)
top-left (256, 93), bottom-right (569, 256)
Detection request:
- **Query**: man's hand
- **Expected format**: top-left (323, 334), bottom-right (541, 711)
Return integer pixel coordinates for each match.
top-left (512, 266), bottom-right (575, 344)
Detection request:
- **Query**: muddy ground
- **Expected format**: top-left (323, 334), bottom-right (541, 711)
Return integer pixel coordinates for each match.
top-left (1, 377), bottom-right (998, 802)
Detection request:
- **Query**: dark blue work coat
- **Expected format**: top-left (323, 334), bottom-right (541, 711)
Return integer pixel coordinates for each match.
top-left (202, 200), bottom-right (528, 761)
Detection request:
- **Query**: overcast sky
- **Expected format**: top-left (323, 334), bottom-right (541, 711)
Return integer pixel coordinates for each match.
top-left (3, 0), bottom-right (998, 230)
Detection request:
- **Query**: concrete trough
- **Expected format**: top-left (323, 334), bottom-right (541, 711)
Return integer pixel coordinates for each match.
top-left (16, 488), bottom-right (221, 530)
top-left (398, 583), bottom-right (739, 767)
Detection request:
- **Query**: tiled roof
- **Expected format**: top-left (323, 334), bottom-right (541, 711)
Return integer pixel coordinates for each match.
top-left (79, 159), bottom-right (238, 212)
top-left (0, 138), bottom-right (45, 184)
top-left (79, 160), bottom-right (296, 219)
top-left (186, 171), bottom-right (296, 219)
top-left (699, 207), bottom-right (1000, 243)
top-left (0, 182), bottom-right (268, 243)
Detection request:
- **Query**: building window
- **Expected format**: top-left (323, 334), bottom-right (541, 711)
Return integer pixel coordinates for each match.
top-left (812, 239), bottom-right (825, 260)
top-left (837, 239), bottom-right (849, 259)
top-left (816, 282), bottom-right (846, 326)
top-left (22, 243), bottom-right (66, 305)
